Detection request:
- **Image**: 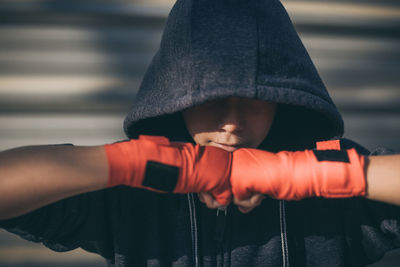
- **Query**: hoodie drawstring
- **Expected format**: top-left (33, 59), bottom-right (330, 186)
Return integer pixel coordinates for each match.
top-left (188, 193), bottom-right (200, 267)
top-left (280, 200), bottom-right (289, 267)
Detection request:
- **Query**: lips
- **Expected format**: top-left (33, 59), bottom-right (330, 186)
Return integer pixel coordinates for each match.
top-left (210, 142), bottom-right (242, 152)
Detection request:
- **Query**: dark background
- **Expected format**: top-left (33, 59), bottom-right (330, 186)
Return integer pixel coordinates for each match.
top-left (0, 0), bottom-right (399, 266)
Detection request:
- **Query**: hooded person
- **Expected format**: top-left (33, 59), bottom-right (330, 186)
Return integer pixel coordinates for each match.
top-left (1, 0), bottom-right (400, 266)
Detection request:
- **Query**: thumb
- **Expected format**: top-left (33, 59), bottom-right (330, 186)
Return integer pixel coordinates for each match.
top-left (212, 188), bottom-right (232, 206)
top-left (232, 185), bottom-right (253, 201)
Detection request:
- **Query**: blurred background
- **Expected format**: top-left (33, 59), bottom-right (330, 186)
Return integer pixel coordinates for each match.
top-left (0, 0), bottom-right (399, 266)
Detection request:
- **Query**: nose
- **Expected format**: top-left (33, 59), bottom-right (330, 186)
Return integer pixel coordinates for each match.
top-left (220, 122), bottom-right (238, 133)
top-left (218, 98), bottom-right (242, 133)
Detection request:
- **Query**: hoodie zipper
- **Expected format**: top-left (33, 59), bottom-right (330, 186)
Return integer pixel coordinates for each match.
top-left (279, 200), bottom-right (289, 267)
top-left (189, 197), bottom-right (287, 267)
top-left (188, 193), bottom-right (200, 267)
top-left (215, 207), bottom-right (228, 267)
top-left (215, 207), bottom-right (227, 243)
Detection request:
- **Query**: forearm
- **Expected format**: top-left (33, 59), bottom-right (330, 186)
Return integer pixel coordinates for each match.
top-left (0, 145), bottom-right (108, 220)
top-left (365, 154), bottom-right (400, 206)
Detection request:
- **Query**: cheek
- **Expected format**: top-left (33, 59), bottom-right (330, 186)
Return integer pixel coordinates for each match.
top-left (247, 107), bottom-right (276, 145)
top-left (257, 121), bottom-right (273, 140)
top-left (248, 121), bottom-right (270, 145)
top-left (183, 110), bottom-right (218, 145)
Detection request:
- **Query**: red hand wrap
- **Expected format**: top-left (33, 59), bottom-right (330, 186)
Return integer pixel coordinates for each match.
top-left (231, 148), bottom-right (366, 201)
top-left (104, 136), bottom-right (232, 205)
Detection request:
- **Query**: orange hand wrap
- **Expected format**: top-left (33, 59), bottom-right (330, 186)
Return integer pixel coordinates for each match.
top-left (104, 136), bottom-right (232, 205)
top-left (231, 148), bottom-right (366, 201)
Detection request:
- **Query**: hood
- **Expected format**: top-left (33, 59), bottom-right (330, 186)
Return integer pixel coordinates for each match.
top-left (123, 0), bottom-right (344, 150)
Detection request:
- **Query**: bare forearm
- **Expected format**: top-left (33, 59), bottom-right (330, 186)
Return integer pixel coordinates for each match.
top-left (0, 145), bottom-right (108, 219)
top-left (365, 154), bottom-right (400, 206)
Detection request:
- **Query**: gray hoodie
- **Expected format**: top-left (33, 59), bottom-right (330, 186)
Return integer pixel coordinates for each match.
top-left (1, 0), bottom-right (399, 266)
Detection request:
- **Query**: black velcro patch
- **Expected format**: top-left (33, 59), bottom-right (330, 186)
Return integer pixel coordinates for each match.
top-left (313, 150), bottom-right (350, 163)
top-left (142, 161), bottom-right (179, 192)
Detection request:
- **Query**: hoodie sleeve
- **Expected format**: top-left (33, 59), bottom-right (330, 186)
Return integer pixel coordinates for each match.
top-left (345, 147), bottom-right (400, 264)
top-left (0, 188), bottom-right (114, 258)
top-left (346, 197), bottom-right (400, 264)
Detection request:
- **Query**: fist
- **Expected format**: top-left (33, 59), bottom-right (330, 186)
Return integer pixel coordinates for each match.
top-left (230, 148), bottom-right (298, 201)
top-left (172, 142), bottom-right (232, 205)
top-left (105, 136), bottom-right (233, 206)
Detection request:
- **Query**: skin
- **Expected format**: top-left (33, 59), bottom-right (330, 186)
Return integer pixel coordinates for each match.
top-left (183, 96), bottom-right (277, 213)
top-left (0, 145), bottom-right (108, 219)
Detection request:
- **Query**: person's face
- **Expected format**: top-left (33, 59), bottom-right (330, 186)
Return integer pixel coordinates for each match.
top-left (182, 97), bottom-right (277, 152)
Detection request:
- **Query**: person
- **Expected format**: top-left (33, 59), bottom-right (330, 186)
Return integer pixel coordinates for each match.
top-left (0, 0), bottom-right (399, 266)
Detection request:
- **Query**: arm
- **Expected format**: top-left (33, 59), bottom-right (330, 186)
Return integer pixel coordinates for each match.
top-left (0, 144), bottom-right (108, 220)
top-left (231, 148), bottom-right (400, 208)
top-left (365, 154), bottom-right (400, 205)
top-left (0, 136), bottom-right (232, 220)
